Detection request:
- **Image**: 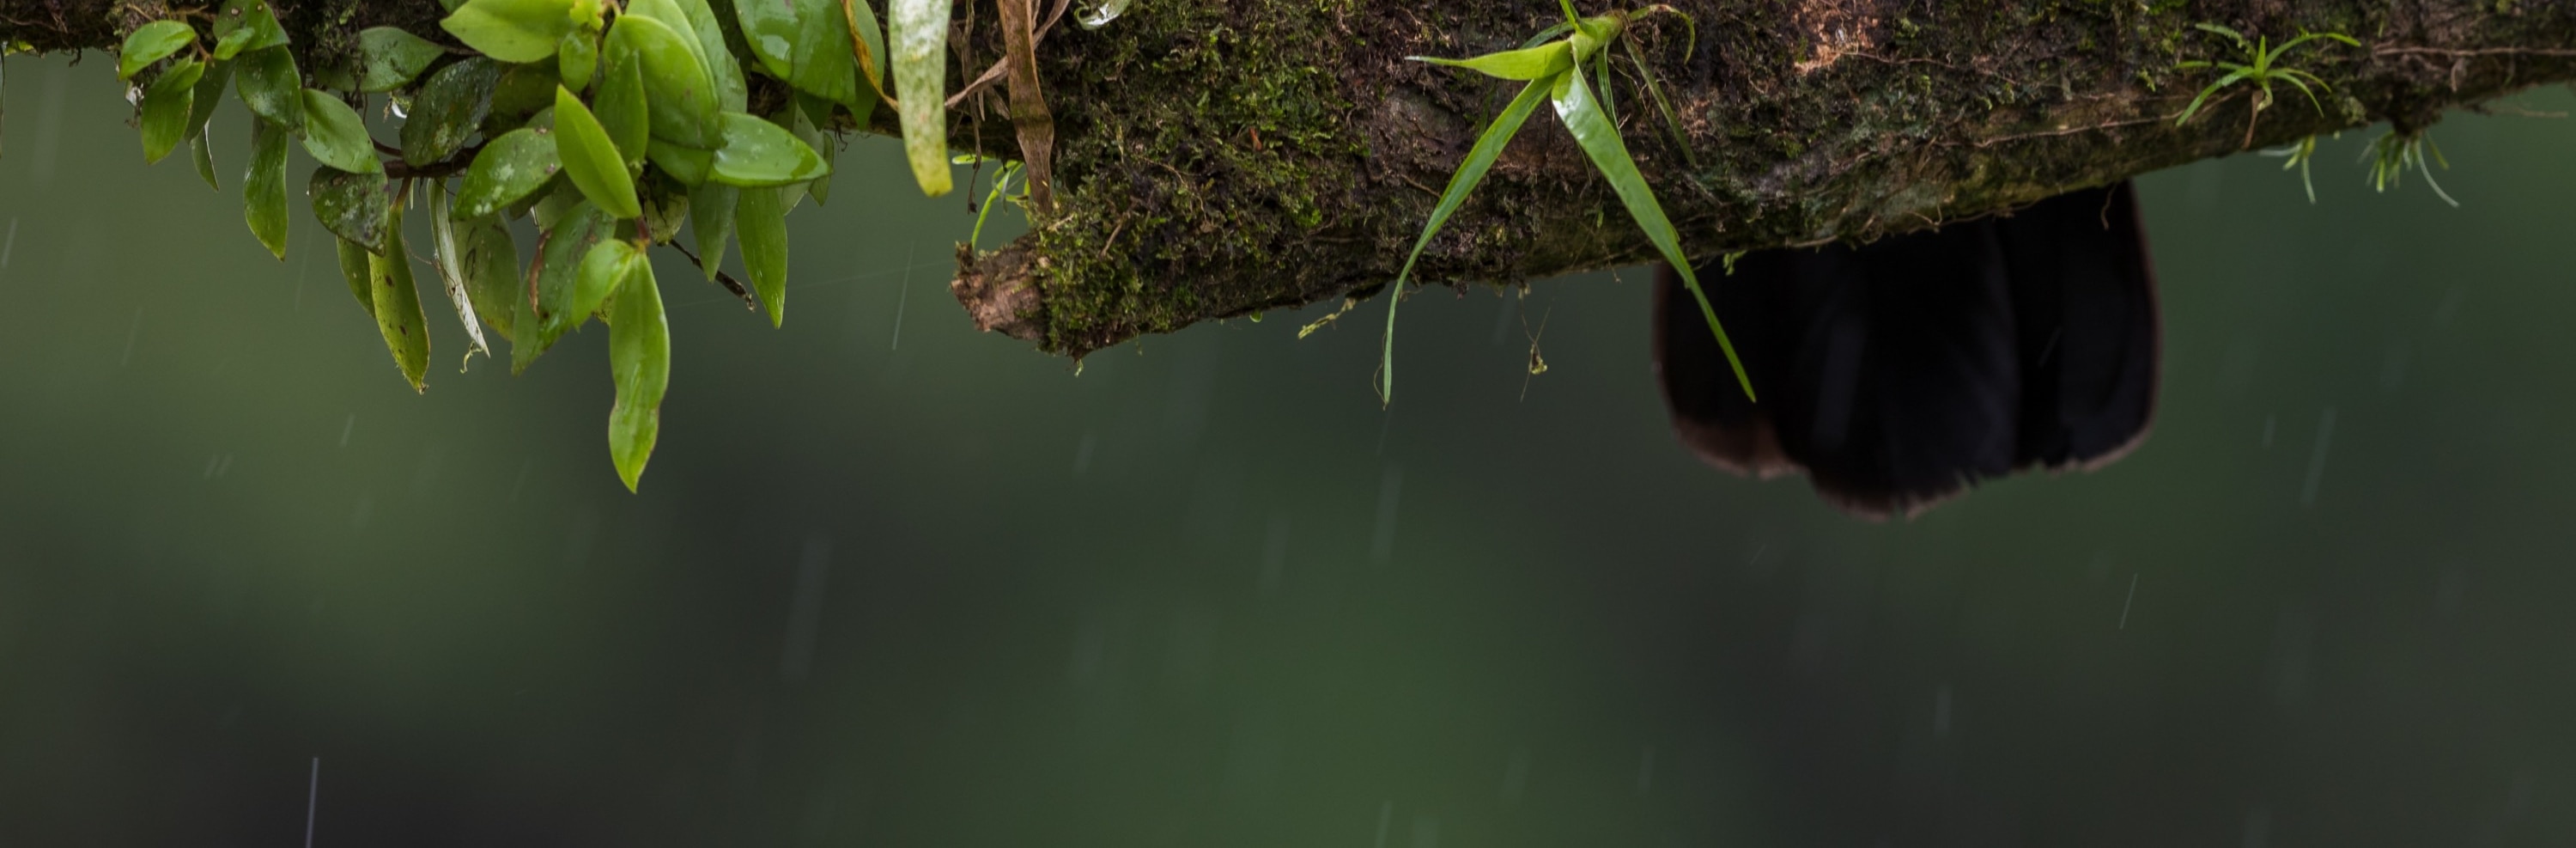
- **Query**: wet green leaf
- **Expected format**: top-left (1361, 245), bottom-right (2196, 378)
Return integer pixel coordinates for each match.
top-left (512, 200), bottom-right (613, 372)
top-left (592, 48), bottom-right (648, 164)
top-left (310, 166), bottom-right (392, 253)
top-left (357, 27), bottom-right (447, 93)
top-left (550, 85), bottom-right (641, 218)
top-left (1551, 69), bottom-right (1750, 400)
top-left (686, 180), bottom-right (737, 280)
top-left (401, 58), bottom-right (501, 167)
top-left (557, 27), bottom-right (598, 92)
top-left (183, 58), bottom-right (234, 143)
top-left (244, 119), bottom-right (290, 259)
top-left (234, 46), bottom-right (302, 130)
top-left (212, 0), bottom-right (288, 60)
top-left (666, 0), bottom-right (748, 112)
top-left (461, 220), bottom-right (522, 342)
top-left (120, 21), bottom-right (197, 82)
top-left (606, 254), bottom-right (669, 491)
top-left (736, 0), bottom-right (863, 113)
top-left (608, 14), bottom-right (721, 149)
top-left (892, 0), bottom-right (952, 195)
top-left (300, 89), bottom-right (381, 174)
top-left (708, 111), bottom-right (829, 187)
top-left (454, 127), bottom-right (563, 219)
top-left (647, 138), bottom-right (713, 186)
top-left (442, 0), bottom-right (587, 64)
top-left (336, 236), bottom-right (376, 317)
top-left (370, 204), bottom-right (433, 393)
top-left (735, 184), bottom-right (786, 326)
top-left (186, 135), bottom-right (219, 190)
top-left (140, 59), bottom-right (206, 164)
top-left (567, 238), bottom-right (642, 331)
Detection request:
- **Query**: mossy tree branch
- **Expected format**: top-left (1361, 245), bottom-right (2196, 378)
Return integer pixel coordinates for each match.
top-left (8, 0), bottom-right (2573, 360)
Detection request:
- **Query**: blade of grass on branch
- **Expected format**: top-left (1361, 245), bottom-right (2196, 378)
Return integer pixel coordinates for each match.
top-left (1551, 69), bottom-right (1753, 400)
top-left (1377, 76), bottom-right (1552, 406)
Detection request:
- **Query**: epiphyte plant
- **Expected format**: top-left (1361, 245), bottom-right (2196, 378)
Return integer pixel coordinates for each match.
top-left (105, 0), bottom-right (1005, 491)
top-left (2175, 22), bottom-right (2359, 147)
top-left (2365, 129), bottom-right (2459, 207)
top-left (1376, 0), bottom-right (1753, 407)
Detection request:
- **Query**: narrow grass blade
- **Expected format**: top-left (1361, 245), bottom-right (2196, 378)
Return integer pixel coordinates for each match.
top-left (1377, 76), bottom-right (1552, 406)
top-left (1551, 68), bottom-right (1752, 400)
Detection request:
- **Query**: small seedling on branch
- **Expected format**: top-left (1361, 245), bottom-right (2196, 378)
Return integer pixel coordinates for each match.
top-left (2365, 130), bottom-right (2459, 207)
top-left (2176, 23), bottom-right (2358, 148)
top-left (1384, 0), bottom-right (1752, 407)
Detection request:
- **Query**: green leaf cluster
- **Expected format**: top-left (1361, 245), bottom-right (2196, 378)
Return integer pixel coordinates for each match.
top-left (108, 0), bottom-right (958, 491)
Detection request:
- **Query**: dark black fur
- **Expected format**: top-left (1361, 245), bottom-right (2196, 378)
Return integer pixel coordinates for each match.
top-left (1653, 181), bottom-right (2160, 518)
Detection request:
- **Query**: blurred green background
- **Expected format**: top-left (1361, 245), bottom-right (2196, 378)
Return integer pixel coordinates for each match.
top-left (3, 53), bottom-right (2574, 846)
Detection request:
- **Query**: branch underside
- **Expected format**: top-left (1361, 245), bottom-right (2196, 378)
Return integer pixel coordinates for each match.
top-left (8, 1), bottom-right (2572, 358)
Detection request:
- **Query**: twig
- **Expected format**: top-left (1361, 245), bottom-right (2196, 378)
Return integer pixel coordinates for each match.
top-left (667, 240), bottom-right (757, 309)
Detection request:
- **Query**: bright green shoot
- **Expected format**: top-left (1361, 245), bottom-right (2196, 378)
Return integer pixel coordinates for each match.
top-left (2366, 130), bottom-right (2459, 207)
top-left (1381, 3), bottom-right (1750, 406)
top-left (2176, 23), bottom-right (2357, 144)
top-left (2261, 134), bottom-right (2324, 203)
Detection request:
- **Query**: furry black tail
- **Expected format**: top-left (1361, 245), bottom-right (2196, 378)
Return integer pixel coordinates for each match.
top-left (1653, 181), bottom-right (2160, 519)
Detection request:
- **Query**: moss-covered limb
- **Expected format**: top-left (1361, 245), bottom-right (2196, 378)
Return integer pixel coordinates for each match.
top-left (952, 0), bottom-right (2576, 357)
top-left (9, 2), bottom-right (2573, 362)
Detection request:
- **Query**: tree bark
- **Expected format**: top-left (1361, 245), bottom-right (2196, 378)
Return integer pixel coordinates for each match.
top-left (9, 1), bottom-right (2574, 358)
